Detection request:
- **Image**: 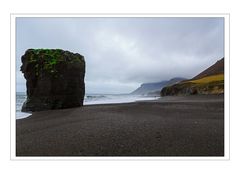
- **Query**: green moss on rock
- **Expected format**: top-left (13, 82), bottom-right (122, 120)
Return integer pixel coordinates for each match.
top-left (23, 49), bottom-right (85, 77)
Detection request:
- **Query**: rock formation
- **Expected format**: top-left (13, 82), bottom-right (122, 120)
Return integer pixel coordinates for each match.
top-left (21, 49), bottom-right (85, 112)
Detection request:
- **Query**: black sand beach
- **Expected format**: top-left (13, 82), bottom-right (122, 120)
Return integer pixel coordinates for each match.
top-left (16, 95), bottom-right (224, 156)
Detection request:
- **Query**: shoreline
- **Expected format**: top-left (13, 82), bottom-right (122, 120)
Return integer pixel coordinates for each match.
top-left (16, 96), bottom-right (161, 120)
top-left (16, 94), bottom-right (224, 156)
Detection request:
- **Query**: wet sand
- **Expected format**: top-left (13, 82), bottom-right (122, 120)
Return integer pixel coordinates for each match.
top-left (16, 94), bottom-right (224, 156)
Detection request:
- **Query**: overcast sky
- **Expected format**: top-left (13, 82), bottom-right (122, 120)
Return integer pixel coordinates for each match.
top-left (16, 17), bottom-right (224, 94)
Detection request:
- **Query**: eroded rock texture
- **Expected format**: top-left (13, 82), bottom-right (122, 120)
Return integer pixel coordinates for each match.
top-left (21, 49), bottom-right (85, 112)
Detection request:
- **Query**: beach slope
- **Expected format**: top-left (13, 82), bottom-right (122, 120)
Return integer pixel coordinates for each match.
top-left (16, 95), bottom-right (224, 156)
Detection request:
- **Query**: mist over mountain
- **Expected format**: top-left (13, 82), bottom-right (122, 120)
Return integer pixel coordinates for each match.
top-left (131, 77), bottom-right (186, 95)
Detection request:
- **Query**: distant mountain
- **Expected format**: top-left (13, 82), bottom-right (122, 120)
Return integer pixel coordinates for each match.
top-left (161, 58), bottom-right (224, 96)
top-left (131, 77), bottom-right (186, 95)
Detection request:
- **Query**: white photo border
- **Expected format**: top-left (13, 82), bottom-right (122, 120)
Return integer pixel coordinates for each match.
top-left (10, 13), bottom-right (230, 161)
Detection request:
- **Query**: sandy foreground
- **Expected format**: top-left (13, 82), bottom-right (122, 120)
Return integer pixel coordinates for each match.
top-left (16, 95), bottom-right (224, 156)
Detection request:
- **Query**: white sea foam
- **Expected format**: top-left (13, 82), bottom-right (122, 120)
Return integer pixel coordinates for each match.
top-left (84, 94), bottom-right (159, 105)
top-left (16, 112), bottom-right (32, 119)
top-left (16, 93), bottom-right (160, 119)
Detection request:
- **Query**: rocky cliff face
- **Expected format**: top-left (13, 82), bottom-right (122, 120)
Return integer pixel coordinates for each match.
top-left (21, 49), bottom-right (85, 112)
top-left (160, 80), bottom-right (224, 96)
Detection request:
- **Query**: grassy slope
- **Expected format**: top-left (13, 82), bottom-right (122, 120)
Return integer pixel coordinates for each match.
top-left (161, 73), bottom-right (224, 96)
top-left (188, 74), bottom-right (224, 84)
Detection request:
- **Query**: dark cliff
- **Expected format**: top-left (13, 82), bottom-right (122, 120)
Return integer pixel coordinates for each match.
top-left (21, 49), bottom-right (85, 112)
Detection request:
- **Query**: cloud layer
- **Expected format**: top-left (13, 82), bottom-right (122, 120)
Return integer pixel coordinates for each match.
top-left (16, 17), bottom-right (224, 94)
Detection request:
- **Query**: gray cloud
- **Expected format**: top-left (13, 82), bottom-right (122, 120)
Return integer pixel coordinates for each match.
top-left (16, 17), bottom-right (224, 94)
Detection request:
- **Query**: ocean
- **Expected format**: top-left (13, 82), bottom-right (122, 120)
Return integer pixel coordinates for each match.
top-left (16, 92), bottom-right (160, 119)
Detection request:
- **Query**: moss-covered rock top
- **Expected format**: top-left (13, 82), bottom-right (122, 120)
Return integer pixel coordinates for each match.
top-left (21, 48), bottom-right (85, 77)
top-left (26, 48), bottom-right (84, 62)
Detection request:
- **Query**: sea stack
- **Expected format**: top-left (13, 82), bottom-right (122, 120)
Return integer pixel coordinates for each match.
top-left (21, 49), bottom-right (85, 112)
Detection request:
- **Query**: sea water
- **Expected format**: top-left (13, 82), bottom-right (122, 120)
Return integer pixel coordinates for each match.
top-left (16, 92), bottom-right (32, 119)
top-left (16, 92), bottom-right (159, 119)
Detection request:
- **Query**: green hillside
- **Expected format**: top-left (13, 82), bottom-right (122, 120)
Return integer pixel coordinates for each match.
top-left (161, 73), bottom-right (224, 96)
